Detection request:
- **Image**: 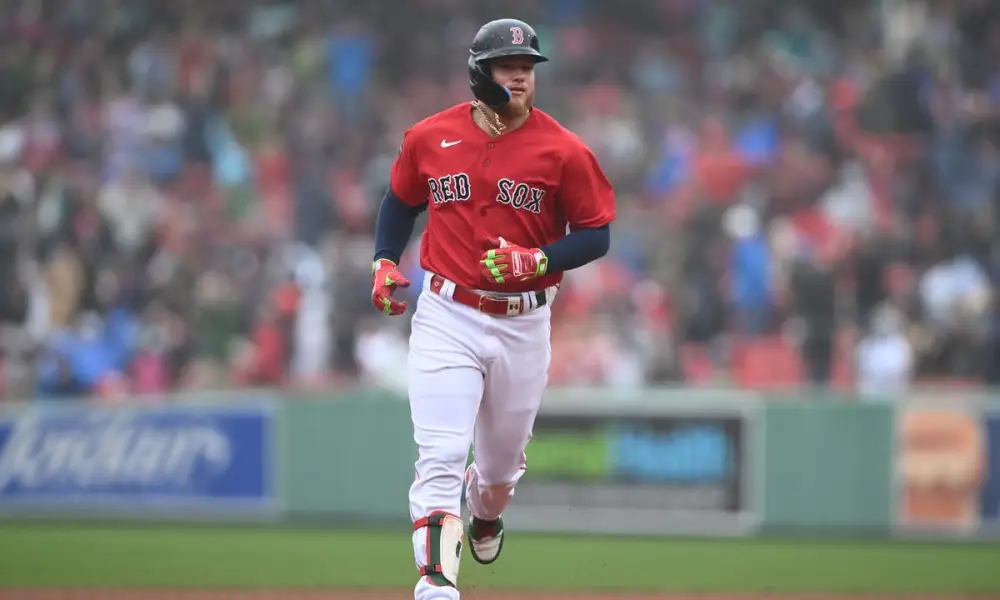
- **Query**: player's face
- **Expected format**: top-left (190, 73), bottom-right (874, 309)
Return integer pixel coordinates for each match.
top-left (491, 56), bottom-right (536, 118)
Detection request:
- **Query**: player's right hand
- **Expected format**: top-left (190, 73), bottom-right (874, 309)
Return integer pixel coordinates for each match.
top-left (371, 259), bottom-right (411, 316)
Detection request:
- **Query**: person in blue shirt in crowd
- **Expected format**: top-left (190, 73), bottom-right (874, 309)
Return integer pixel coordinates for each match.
top-left (35, 282), bottom-right (141, 399)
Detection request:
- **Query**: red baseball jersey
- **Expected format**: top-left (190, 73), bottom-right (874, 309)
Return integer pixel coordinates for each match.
top-left (390, 103), bottom-right (616, 293)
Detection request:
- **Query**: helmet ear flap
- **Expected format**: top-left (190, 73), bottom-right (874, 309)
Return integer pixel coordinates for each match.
top-left (468, 57), bottom-right (511, 109)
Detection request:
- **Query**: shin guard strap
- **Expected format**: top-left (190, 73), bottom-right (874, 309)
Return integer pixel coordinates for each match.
top-left (413, 511), bottom-right (463, 588)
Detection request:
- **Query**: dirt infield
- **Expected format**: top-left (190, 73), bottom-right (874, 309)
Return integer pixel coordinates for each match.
top-left (0, 591), bottom-right (989, 600)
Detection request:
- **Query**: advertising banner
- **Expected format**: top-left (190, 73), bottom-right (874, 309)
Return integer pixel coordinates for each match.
top-left (0, 400), bottom-right (278, 518)
top-left (894, 403), bottom-right (985, 536)
top-left (979, 410), bottom-right (1000, 529)
top-left (505, 391), bottom-right (759, 536)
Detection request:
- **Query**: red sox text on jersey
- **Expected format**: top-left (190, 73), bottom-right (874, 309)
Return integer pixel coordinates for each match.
top-left (427, 176), bottom-right (544, 215)
top-left (390, 103), bottom-right (615, 294)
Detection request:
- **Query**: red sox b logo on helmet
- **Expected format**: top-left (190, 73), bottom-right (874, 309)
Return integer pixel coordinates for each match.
top-left (510, 26), bottom-right (524, 44)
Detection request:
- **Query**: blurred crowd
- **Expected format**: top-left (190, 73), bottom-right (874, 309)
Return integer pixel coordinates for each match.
top-left (0, 0), bottom-right (998, 401)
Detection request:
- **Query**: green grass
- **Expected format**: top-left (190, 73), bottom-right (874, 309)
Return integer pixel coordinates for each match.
top-left (0, 523), bottom-right (998, 593)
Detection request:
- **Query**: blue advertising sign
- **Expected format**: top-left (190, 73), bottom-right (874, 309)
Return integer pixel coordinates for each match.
top-left (980, 412), bottom-right (1000, 524)
top-left (0, 401), bottom-right (277, 516)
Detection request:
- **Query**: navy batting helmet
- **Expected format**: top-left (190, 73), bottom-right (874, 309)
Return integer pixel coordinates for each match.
top-left (468, 19), bottom-right (548, 109)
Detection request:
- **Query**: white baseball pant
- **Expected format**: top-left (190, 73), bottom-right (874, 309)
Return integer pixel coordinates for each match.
top-left (407, 274), bottom-right (552, 600)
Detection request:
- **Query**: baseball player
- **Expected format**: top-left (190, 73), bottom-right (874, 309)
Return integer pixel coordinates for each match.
top-left (370, 18), bottom-right (615, 600)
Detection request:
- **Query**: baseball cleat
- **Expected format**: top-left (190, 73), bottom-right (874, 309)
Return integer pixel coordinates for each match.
top-left (467, 515), bottom-right (505, 565)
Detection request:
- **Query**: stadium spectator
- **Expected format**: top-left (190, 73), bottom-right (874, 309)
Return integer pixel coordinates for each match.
top-left (0, 0), bottom-right (997, 398)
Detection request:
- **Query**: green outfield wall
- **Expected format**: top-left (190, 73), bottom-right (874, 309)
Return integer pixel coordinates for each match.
top-left (760, 402), bottom-right (894, 535)
top-left (0, 389), bottom-right (996, 540)
top-left (283, 392), bottom-right (416, 522)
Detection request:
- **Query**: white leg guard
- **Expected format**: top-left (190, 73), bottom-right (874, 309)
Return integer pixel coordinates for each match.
top-left (413, 511), bottom-right (464, 599)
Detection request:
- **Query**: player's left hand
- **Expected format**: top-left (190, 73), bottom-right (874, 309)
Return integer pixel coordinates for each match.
top-left (479, 237), bottom-right (549, 285)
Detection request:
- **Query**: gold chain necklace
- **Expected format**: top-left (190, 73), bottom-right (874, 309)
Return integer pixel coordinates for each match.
top-left (471, 100), bottom-right (507, 137)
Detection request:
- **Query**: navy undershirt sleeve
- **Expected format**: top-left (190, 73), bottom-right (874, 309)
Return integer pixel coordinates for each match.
top-left (541, 225), bottom-right (611, 274)
top-left (373, 188), bottom-right (427, 264)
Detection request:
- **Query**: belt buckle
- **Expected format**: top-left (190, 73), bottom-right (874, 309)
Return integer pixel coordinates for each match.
top-left (505, 295), bottom-right (523, 316)
top-left (478, 293), bottom-right (522, 316)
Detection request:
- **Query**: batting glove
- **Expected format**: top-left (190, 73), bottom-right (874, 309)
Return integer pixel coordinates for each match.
top-left (371, 258), bottom-right (411, 315)
top-left (479, 237), bottom-right (549, 286)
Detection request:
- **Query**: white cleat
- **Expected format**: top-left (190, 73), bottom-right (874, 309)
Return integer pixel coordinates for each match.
top-left (467, 514), bottom-right (504, 565)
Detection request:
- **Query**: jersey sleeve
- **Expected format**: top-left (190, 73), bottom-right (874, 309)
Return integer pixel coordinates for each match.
top-left (389, 129), bottom-right (428, 206)
top-left (558, 141), bottom-right (616, 230)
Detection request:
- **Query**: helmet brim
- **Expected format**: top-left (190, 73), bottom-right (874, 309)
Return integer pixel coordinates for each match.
top-left (473, 47), bottom-right (549, 64)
